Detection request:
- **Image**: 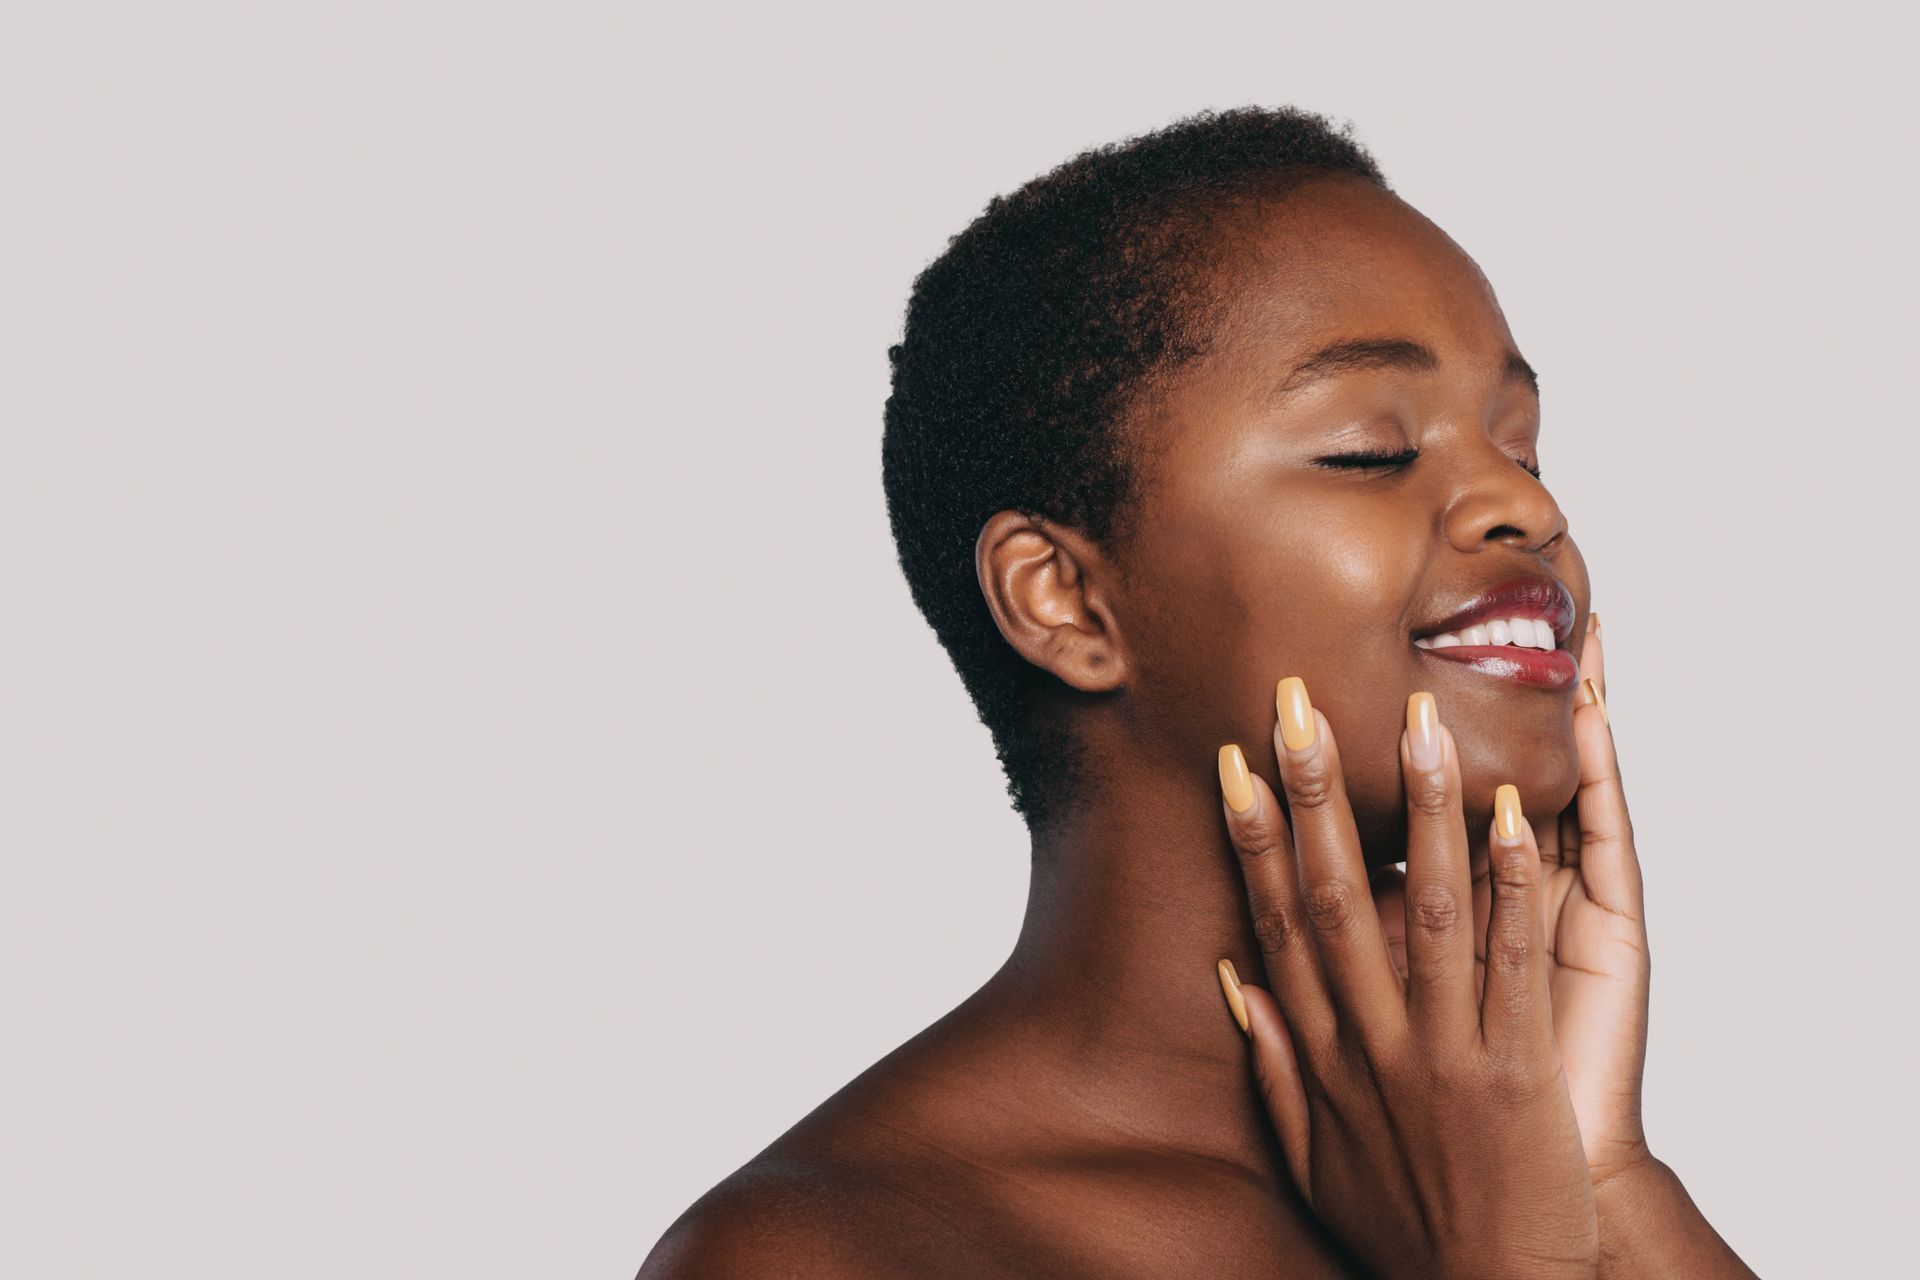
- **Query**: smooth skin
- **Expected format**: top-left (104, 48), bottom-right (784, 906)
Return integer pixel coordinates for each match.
top-left (641, 177), bottom-right (1755, 1277)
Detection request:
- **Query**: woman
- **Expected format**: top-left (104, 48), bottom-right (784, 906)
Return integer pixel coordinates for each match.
top-left (642, 106), bottom-right (1755, 1277)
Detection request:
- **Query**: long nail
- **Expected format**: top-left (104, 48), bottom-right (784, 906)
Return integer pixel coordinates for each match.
top-left (1577, 676), bottom-right (1609, 725)
top-left (1494, 783), bottom-right (1523, 841)
top-left (1275, 676), bottom-right (1316, 752)
top-left (1218, 744), bottom-right (1255, 813)
top-left (1217, 959), bottom-right (1249, 1034)
top-left (1406, 691), bottom-right (1442, 771)
top-left (1588, 610), bottom-right (1601, 635)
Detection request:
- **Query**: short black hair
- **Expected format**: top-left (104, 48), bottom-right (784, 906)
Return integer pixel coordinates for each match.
top-left (881, 106), bottom-right (1388, 829)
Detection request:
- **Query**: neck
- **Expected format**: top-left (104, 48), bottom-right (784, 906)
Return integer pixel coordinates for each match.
top-left (977, 764), bottom-right (1285, 1172)
top-left (974, 760), bottom-right (1486, 1173)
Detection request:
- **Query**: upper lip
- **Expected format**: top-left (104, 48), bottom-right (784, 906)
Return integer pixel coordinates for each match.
top-left (1409, 573), bottom-right (1576, 648)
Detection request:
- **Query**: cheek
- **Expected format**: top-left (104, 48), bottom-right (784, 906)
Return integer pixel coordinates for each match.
top-left (1254, 499), bottom-right (1426, 685)
top-left (1123, 500), bottom-right (1423, 781)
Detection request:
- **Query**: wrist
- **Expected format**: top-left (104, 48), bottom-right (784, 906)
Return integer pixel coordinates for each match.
top-left (1590, 1150), bottom-right (1755, 1279)
top-left (1592, 1146), bottom-right (1677, 1220)
top-left (1590, 1153), bottom-right (1676, 1280)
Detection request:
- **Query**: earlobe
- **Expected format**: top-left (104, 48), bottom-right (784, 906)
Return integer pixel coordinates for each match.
top-left (975, 511), bottom-right (1130, 693)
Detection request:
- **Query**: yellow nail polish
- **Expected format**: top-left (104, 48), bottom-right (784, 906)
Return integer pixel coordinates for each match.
top-left (1218, 744), bottom-right (1256, 814)
top-left (1494, 783), bottom-right (1523, 840)
top-left (1405, 691), bottom-right (1441, 771)
top-left (1275, 676), bottom-right (1316, 752)
top-left (1580, 676), bottom-right (1609, 726)
top-left (1217, 958), bottom-right (1249, 1034)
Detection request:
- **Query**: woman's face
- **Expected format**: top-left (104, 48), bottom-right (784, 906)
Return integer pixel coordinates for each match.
top-left (1118, 177), bottom-right (1590, 859)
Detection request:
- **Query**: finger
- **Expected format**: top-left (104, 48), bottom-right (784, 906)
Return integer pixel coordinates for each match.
top-left (1272, 678), bottom-right (1406, 1044)
top-left (1218, 743), bottom-right (1337, 1052)
top-left (1400, 693), bottom-right (1478, 1040)
top-left (1572, 676), bottom-right (1644, 927)
top-left (1578, 610), bottom-right (1606, 701)
top-left (1238, 979), bottom-right (1313, 1203)
top-left (1478, 783), bottom-right (1553, 1053)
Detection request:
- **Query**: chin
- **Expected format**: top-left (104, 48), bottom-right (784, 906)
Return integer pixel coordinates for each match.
top-left (1352, 722), bottom-right (1579, 864)
top-left (1457, 729), bottom-right (1580, 828)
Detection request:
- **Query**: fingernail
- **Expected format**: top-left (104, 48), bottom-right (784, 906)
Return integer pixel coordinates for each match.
top-left (1494, 783), bottom-right (1523, 841)
top-left (1405, 691), bottom-right (1441, 771)
top-left (1218, 744), bottom-right (1255, 813)
top-left (1217, 958), bottom-right (1249, 1034)
top-left (1587, 611), bottom-right (1601, 635)
top-left (1579, 676), bottom-right (1609, 726)
top-left (1275, 676), bottom-right (1316, 752)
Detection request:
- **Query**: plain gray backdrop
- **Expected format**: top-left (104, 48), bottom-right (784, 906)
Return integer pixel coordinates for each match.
top-left (5, 4), bottom-right (1914, 1276)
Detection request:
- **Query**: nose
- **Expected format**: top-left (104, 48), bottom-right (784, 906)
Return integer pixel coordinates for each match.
top-left (1439, 441), bottom-right (1568, 556)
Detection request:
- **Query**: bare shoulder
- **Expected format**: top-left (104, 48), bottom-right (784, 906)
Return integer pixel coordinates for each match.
top-left (639, 1124), bottom-right (1356, 1280)
top-left (638, 1124), bottom-right (1052, 1278)
top-left (635, 1033), bottom-right (1082, 1276)
top-left (637, 1152), bottom-right (914, 1278)
top-left (639, 1001), bottom-right (1058, 1277)
top-left (637, 1003), bottom-right (1359, 1277)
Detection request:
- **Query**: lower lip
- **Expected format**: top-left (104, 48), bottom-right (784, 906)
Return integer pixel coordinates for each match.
top-left (1414, 643), bottom-right (1580, 689)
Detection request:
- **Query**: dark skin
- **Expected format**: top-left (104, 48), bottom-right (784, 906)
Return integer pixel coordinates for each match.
top-left (642, 177), bottom-right (1754, 1278)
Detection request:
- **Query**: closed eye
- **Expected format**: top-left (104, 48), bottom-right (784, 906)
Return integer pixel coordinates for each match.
top-left (1316, 448), bottom-right (1544, 480)
top-left (1315, 448), bottom-right (1419, 470)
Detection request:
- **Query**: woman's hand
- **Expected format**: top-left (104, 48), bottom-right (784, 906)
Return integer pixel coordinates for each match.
top-left (1369, 620), bottom-right (1654, 1187)
top-left (1360, 627), bottom-right (1756, 1277)
top-left (1214, 677), bottom-right (1599, 1280)
top-left (1534, 623), bottom-right (1653, 1186)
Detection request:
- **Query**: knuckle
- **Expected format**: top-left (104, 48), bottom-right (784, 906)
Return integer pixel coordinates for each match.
top-left (1251, 904), bottom-right (1301, 956)
top-left (1424, 1049), bottom-right (1470, 1092)
top-left (1407, 770), bottom-right (1455, 818)
top-left (1486, 925), bottom-right (1536, 977)
top-left (1478, 1045), bottom-right (1522, 1088)
top-left (1232, 809), bottom-right (1285, 862)
top-left (1406, 882), bottom-right (1462, 935)
top-left (1489, 843), bottom-right (1537, 892)
top-left (1484, 1041), bottom-right (1549, 1089)
top-left (1285, 756), bottom-right (1338, 810)
top-left (1303, 879), bottom-right (1360, 936)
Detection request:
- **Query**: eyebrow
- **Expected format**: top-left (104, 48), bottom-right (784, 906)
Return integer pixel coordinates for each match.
top-left (1270, 338), bottom-right (1539, 400)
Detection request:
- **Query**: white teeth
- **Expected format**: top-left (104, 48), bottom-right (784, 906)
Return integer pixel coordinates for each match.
top-left (1413, 615), bottom-right (1558, 652)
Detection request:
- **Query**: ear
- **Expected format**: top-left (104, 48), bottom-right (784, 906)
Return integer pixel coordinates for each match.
top-left (974, 510), bottom-right (1132, 694)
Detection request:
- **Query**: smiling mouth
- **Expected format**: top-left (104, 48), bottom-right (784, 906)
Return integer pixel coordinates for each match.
top-left (1412, 614), bottom-right (1559, 653)
top-left (1410, 629), bottom-right (1579, 690)
top-left (1405, 575), bottom-right (1581, 691)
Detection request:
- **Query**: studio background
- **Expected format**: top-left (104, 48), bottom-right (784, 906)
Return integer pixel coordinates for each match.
top-left (4, 4), bottom-right (1913, 1277)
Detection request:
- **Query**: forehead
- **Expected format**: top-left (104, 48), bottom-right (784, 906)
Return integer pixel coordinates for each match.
top-left (1200, 177), bottom-right (1517, 373)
